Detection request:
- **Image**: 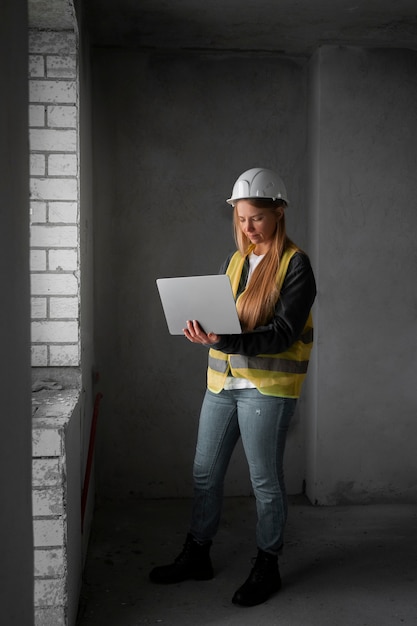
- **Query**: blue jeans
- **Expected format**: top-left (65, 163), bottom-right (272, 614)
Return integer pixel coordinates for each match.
top-left (190, 388), bottom-right (297, 555)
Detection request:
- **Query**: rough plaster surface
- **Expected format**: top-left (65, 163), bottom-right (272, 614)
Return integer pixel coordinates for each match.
top-left (93, 49), bottom-right (308, 499)
top-left (310, 47), bottom-right (417, 504)
top-left (93, 45), bottom-right (417, 505)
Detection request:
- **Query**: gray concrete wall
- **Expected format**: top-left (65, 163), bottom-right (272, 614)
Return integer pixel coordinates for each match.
top-left (0, 0), bottom-right (34, 624)
top-left (75, 0), bottom-right (98, 555)
top-left (92, 50), bottom-right (309, 498)
top-left (92, 45), bottom-right (417, 505)
top-left (308, 47), bottom-right (417, 504)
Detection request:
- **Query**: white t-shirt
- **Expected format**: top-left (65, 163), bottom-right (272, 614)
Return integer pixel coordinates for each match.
top-left (223, 252), bottom-right (264, 390)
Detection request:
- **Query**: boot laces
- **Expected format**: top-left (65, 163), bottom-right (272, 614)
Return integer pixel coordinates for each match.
top-left (249, 553), bottom-right (276, 583)
top-left (174, 540), bottom-right (193, 565)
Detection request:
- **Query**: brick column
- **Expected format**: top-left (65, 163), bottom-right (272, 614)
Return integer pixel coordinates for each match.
top-left (32, 390), bottom-right (81, 625)
top-left (29, 30), bottom-right (79, 367)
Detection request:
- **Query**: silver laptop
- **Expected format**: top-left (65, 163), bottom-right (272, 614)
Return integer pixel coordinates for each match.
top-left (156, 275), bottom-right (242, 335)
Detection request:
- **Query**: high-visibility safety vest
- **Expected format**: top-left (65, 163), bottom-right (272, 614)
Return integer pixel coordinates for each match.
top-left (207, 244), bottom-right (313, 398)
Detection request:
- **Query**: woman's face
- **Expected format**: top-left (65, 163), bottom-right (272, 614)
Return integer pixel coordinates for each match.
top-left (236, 200), bottom-right (282, 255)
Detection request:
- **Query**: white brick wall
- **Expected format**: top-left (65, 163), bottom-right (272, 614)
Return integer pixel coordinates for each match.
top-left (34, 578), bottom-right (66, 607)
top-left (33, 518), bottom-right (66, 547)
top-left (30, 29), bottom-right (82, 625)
top-left (48, 105), bottom-right (77, 128)
top-left (50, 297), bottom-right (79, 318)
top-left (34, 547), bottom-right (65, 577)
top-left (31, 225), bottom-right (78, 248)
top-left (49, 201), bottom-right (78, 223)
top-left (30, 128), bottom-right (77, 151)
top-left (31, 177), bottom-right (78, 200)
top-left (31, 250), bottom-right (47, 271)
top-left (31, 321), bottom-right (78, 344)
top-left (32, 345), bottom-right (48, 367)
top-left (32, 298), bottom-right (48, 319)
top-left (32, 390), bottom-right (81, 624)
top-left (49, 249), bottom-right (78, 270)
top-left (29, 30), bottom-right (80, 367)
top-left (31, 273), bottom-right (78, 296)
top-left (48, 154), bottom-right (78, 176)
top-left (30, 80), bottom-right (77, 103)
top-left (31, 153), bottom-right (46, 176)
top-left (50, 344), bottom-right (79, 366)
top-left (30, 104), bottom-right (46, 126)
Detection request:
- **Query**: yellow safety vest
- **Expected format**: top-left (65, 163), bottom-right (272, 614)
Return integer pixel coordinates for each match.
top-left (207, 245), bottom-right (313, 398)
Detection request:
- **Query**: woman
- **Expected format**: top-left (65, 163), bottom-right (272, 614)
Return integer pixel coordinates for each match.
top-left (150, 167), bottom-right (316, 607)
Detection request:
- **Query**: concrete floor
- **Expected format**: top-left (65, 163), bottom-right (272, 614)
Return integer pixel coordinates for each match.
top-left (76, 497), bottom-right (417, 626)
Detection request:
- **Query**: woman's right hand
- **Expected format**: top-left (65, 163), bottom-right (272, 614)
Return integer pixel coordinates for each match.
top-left (183, 320), bottom-right (220, 346)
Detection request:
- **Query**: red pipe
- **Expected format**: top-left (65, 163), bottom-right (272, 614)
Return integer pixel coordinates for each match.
top-left (81, 391), bottom-right (103, 532)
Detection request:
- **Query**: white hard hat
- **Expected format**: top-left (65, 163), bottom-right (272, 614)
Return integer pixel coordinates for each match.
top-left (226, 167), bottom-right (288, 206)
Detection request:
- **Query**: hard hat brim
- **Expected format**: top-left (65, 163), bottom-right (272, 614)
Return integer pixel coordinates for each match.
top-left (226, 195), bottom-right (288, 206)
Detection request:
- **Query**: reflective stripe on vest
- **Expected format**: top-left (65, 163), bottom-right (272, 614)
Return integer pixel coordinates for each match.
top-left (207, 246), bottom-right (313, 398)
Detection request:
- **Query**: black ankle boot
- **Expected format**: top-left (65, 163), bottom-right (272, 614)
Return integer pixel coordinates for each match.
top-left (149, 533), bottom-right (213, 584)
top-left (232, 548), bottom-right (281, 606)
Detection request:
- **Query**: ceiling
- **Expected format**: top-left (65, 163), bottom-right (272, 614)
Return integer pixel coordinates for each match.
top-left (29, 0), bottom-right (417, 57)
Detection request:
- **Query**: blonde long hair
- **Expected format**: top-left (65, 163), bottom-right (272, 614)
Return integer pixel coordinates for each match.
top-left (233, 198), bottom-right (293, 332)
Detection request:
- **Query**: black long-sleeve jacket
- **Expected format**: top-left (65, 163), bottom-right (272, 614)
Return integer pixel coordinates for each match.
top-left (211, 251), bottom-right (317, 357)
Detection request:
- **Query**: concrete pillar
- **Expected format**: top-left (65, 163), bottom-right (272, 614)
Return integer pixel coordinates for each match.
top-left (0, 0), bottom-right (34, 624)
top-left (307, 46), bottom-right (417, 504)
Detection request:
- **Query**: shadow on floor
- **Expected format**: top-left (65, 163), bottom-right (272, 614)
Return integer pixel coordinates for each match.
top-left (77, 497), bottom-right (417, 626)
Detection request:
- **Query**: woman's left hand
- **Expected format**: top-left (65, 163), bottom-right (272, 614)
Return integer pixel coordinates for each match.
top-left (183, 320), bottom-right (220, 345)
